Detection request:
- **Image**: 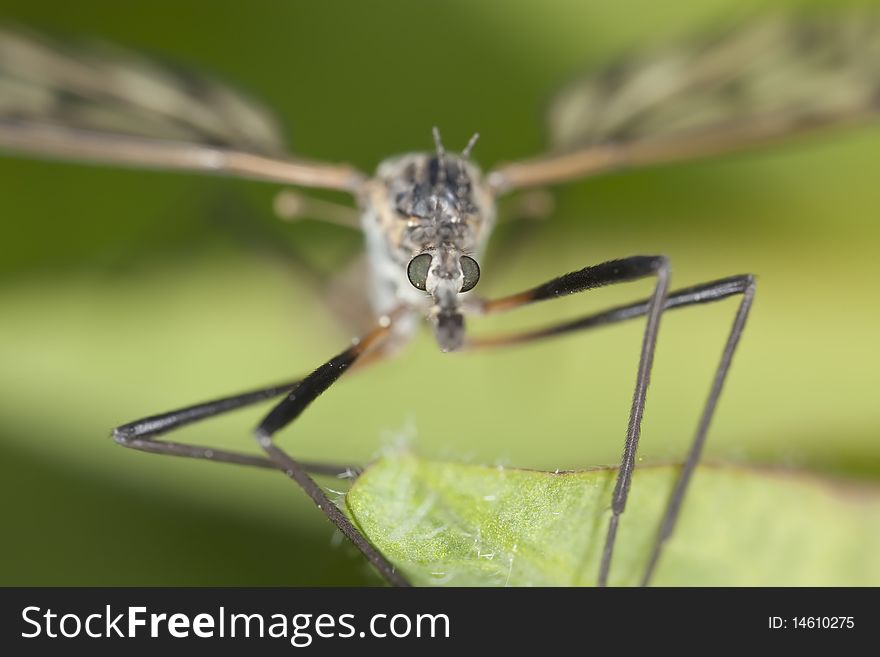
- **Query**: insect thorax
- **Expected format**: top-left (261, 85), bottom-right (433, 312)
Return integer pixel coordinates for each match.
top-left (361, 152), bottom-right (496, 317)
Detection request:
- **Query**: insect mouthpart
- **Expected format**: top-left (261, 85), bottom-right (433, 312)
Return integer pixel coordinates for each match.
top-left (432, 310), bottom-right (465, 353)
top-left (426, 251), bottom-right (479, 352)
top-left (406, 247), bottom-right (481, 352)
top-left (427, 269), bottom-right (466, 353)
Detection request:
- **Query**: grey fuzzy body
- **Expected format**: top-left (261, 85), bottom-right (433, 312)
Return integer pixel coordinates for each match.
top-left (360, 151), bottom-right (495, 350)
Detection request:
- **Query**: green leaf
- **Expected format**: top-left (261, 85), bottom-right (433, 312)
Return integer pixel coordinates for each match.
top-left (345, 452), bottom-right (880, 586)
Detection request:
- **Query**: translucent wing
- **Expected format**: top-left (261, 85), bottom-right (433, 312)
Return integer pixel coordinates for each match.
top-left (489, 15), bottom-right (880, 194)
top-left (0, 26), bottom-right (365, 192)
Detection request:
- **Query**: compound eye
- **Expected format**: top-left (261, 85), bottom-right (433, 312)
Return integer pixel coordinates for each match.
top-left (460, 255), bottom-right (480, 292)
top-left (407, 253), bottom-right (432, 291)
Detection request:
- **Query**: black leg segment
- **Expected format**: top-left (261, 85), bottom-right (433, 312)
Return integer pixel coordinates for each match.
top-left (112, 379), bottom-right (300, 471)
top-left (471, 261), bottom-right (754, 586)
top-left (251, 321), bottom-right (411, 587)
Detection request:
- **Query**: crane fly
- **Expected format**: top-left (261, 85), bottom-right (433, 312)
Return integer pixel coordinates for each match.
top-left (2, 15), bottom-right (879, 587)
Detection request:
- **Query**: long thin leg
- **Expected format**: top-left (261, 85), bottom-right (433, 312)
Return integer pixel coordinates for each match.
top-left (469, 275), bottom-right (748, 347)
top-left (639, 276), bottom-right (755, 585)
top-left (113, 378), bottom-right (354, 475)
top-left (0, 121), bottom-right (368, 192)
top-left (112, 379), bottom-right (299, 471)
top-left (111, 320), bottom-right (407, 584)
top-left (468, 273), bottom-right (755, 586)
top-left (111, 338), bottom-right (394, 475)
top-left (273, 189), bottom-right (361, 228)
top-left (251, 315), bottom-right (411, 587)
top-left (472, 255), bottom-right (670, 587)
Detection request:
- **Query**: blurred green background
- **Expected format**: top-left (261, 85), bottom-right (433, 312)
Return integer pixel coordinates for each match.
top-left (1, 0), bottom-right (878, 585)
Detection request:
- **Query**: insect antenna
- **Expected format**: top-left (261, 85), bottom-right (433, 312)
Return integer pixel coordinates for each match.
top-left (462, 132), bottom-right (480, 159)
top-left (432, 125), bottom-right (448, 185)
top-left (456, 132), bottom-right (480, 197)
